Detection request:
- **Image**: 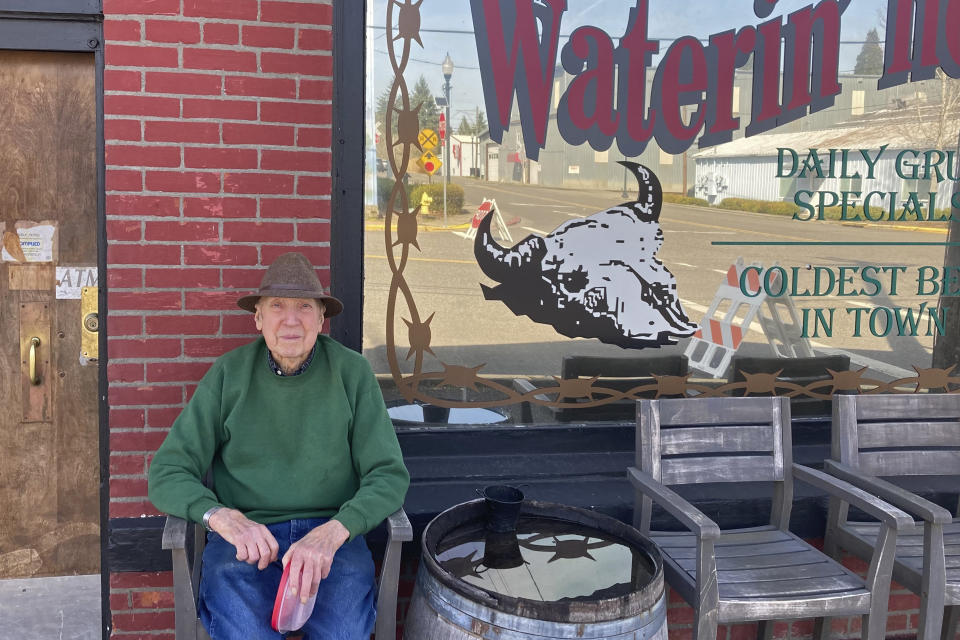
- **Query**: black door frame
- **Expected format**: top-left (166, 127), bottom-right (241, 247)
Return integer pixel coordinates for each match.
top-left (0, 4), bottom-right (106, 638)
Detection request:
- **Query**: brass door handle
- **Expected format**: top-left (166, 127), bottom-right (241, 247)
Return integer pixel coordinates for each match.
top-left (29, 337), bottom-right (41, 385)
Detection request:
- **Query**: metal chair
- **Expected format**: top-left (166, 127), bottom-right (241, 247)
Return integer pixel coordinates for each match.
top-left (823, 393), bottom-right (960, 640)
top-left (161, 509), bottom-right (412, 640)
top-left (629, 396), bottom-right (911, 640)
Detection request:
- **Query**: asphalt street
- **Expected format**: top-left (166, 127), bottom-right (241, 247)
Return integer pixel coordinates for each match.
top-left (364, 178), bottom-right (948, 380)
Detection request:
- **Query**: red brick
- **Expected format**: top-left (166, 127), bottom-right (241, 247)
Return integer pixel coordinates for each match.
top-left (183, 48), bottom-right (256, 72)
top-left (145, 268), bottom-right (220, 288)
top-left (262, 149), bottom-right (329, 172)
top-left (223, 172), bottom-right (294, 195)
top-left (183, 244), bottom-right (259, 265)
top-left (887, 614), bottom-right (909, 631)
top-left (110, 385), bottom-right (183, 406)
top-left (105, 95), bottom-right (180, 118)
top-left (297, 222), bottom-right (330, 242)
top-left (261, 1), bottom-right (331, 25)
top-left (296, 176), bottom-right (332, 196)
top-left (107, 220), bottom-right (143, 241)
top-left (103, 0), bottom-right (179, 15)
top-left (109, 409), bottom-right (145, 429)
top-left (203, 22), bottom-right (239, 45)
top-left (105, 70), bottom-right (142, 92)
top-left (242, 25), bottom-right (295, 48)
top-left (107, 315), bottom-right (144, 336)
top-left (261, 101), bottom-right (331, 125)
top-left (771, 621), bottom-right (789, 640)
top-left (145, 171), bottom-right (221, 193)
top-left (261, 52), bottom-right (331, 76)
top-left (110, 501), bottom-right (163, 519)
top-left (222, 314), bottom-right (257, 334)
top-left (261, 197), bottom-right (329, 219)
top-left (185, 337), bottom-right (251, 357)
top-left (148, 362), bottom-right (213, 383)
top-left (148, 407), bottom-right (186, 429)
top-left (296, 126), bottom-right (330, 148)
top-left (105, 119), bottom-right (142, 141)
top-left (111, 454), bottom-right (146, 476)
top-left (667, 604), bottom-right (694, 624)
top-left (222, 122), bottom-right (295, 145)
top-left (183, 0), bottom-right (257, 20)
top-left (262, 245), bottom-right (329, 266)
top-left (669, 628), bottom-right (693, 640)
top-left (110, 338), bottom-right (182, 360)
top-left (109, 244), bottom-right (181, 265)
top-left (109, 592), bottom-right (131, 611)
top-left (110, 292), bottom-right (182, 314)
top-left (105, 44), bottom-right (179, 68)
top-left (145, 121), bottom-right (220, 144)
top-left (299, 79), bottom-right (332, 101)
top-left (131, 590), bottom-right (175, 609)
top-left (790, 620), bottom-right (814, 636)
top-left (109, 363), bottom-right (144, 383)
top-left (185, 291), bottom-right (244, 310)
top-left (183, 197), bottom-right (257, 218)
top-left (146, 314), bottom-right (220, 335)
top-left (107, 144), bottom-right (181, 168)
top-left (108, 268), bottom-right (145, 289)
top-left (145, 221), bottom-right (220, 242)
top-left (107, 195), bottom-right (179, 217)
top-left (109, 430), bottom-right (168, 453)
top-left (107, 170), bottom-right (143, 191)
top-left (144, 19), bottom-right (201, 44)
top-left (727, 623), bottom-right (758, 640)
top-left (888, 593), bottom-right (921, 611)
top-left (221, 268), bottom-right (262, 289)
top-left (185, 147), bottom-right (258, 170)
top-left (105, 19), bottom-right (142, 42)
top-left (111, 477), bottom-right (148, 497)
top-left (223, 221), bottom-right (293, 243)
top-left (146, 71), bottom-right (222, 95)
top-left (183, 98), bottom-right (257, 121)
top-left (298, 29), bottom-right (332, 51)
top-left (110, 601), bottom-right (176, 627)
top-left (224, 76), bottom-right (296, 99)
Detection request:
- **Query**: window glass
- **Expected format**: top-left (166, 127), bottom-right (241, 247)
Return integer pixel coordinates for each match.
top-left (364, 0), bottom-right (960, 427)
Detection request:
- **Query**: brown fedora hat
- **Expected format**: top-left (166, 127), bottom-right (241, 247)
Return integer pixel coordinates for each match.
top-left (237, 252), bottom-right (343, 317)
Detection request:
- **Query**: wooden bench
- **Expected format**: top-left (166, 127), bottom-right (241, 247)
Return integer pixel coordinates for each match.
top-left (629, 396), bottom-right (912, 640)
top-left (730, 354), bottom-right (850, 417)
top-left (823, 393), bottom-right (960, 640)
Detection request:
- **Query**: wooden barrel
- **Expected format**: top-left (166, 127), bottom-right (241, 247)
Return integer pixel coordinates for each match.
top-left (404, 500), bottom-right (666, 640)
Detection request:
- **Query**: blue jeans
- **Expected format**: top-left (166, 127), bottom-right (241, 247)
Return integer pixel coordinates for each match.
top-left (199, 518), bottom-right (376, 640)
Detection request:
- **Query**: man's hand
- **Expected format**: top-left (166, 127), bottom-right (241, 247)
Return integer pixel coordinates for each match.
top-left (208, 508), bottom-right (280, 570)
top-left (281, 519), bottom-right (350, 604)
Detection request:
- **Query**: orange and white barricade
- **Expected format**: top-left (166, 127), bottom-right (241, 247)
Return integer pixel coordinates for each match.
top-left (685, 258), bottom-right (766, 378)
top-left (464, 198), bottom-right (512, 243)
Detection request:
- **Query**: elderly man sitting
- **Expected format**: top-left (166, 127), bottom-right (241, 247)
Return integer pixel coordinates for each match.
top-left (148, 252), bottom-right (409, 639)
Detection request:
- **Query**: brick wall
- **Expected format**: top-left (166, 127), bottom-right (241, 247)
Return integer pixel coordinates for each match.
top-left (103, 0), bottom-right (333, 636)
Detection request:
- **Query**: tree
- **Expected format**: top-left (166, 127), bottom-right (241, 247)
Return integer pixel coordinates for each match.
top-left (457, 116), bottom-right (472, 135)
top-left (854, 29), bottom-right (883, 75)
top-left (473, 106), bottom-right (488, 136)
top-left (410, 75), bottom-right (440, 134)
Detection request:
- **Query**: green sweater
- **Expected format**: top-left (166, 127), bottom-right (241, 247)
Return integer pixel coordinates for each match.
top-left (148, 336), bottom-right (409, 540)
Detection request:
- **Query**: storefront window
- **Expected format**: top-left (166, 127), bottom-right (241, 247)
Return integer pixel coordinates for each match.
top-left (363, 0), bottom-right (960, 426)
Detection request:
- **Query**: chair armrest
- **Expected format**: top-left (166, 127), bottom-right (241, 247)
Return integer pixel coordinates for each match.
top-left (386, 508), bottom-right (413, 543)
top-left (628, 467), bottom-right (721, 540)
top-left (162, 515), bottom-right (189, 550)
top-left (793, 464), bottom-right (913, 529)
top-left (823, 460), bottom-right (952, 525)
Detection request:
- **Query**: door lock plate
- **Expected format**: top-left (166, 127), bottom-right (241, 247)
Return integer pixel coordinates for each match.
top-left (81, 286), bottom-right (98, 362)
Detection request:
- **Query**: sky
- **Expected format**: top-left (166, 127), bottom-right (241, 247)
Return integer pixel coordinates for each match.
top-left (367, 0), bottom-right (890, 128)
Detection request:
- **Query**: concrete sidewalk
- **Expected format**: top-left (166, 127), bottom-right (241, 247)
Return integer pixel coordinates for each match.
top-left (0, 575), bottom-right (100, 639)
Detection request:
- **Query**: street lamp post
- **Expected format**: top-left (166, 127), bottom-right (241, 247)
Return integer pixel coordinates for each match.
top-left (442, 53), bottom-right (453, 228)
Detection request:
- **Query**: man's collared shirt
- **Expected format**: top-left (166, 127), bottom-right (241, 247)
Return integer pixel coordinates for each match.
top-left (266, 342), bottom-right (316, 376)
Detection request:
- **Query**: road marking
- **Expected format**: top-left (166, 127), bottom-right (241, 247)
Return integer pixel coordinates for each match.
top-left (512, 203), bottom-right (575, 207)
top-left (522, 226), bottom-right (548, 235)
top-left (367, 254), bottom-right (476, 265)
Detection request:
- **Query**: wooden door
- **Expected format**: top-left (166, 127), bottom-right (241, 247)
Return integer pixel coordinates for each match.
top-left (0, 51), bottom-right (99, 578)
